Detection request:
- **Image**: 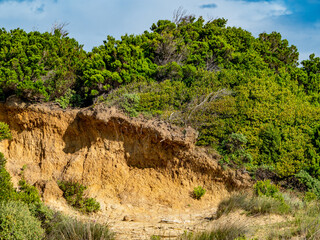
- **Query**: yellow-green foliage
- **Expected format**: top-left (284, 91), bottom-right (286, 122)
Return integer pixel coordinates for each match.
top-left (193, 186), bottom-right (206, 200)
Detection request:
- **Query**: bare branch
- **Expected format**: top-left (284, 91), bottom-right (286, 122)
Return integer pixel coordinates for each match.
top-left (51, 22), bottom-right (69, 37)
top-left (187, 89), bottom-right (233, 121)
top-left (173, 7), bottom-right (187, 25)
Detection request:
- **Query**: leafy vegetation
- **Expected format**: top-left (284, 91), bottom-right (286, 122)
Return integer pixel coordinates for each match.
top-left (295, 170), bottom-right (320, 199)
top-left (0, 201), bottom-right (45, 240)
top-left (57, 180), bottom-right (100, 213)
top-left (192, 186), bottom-right (206, 200)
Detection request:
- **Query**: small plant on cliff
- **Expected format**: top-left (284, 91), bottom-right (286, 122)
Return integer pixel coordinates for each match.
top-left (57, 180), bottom-right (100, 213)
top-left (0, 122), bottom-right (11, 141)
top-left (192, 186), bottom-right (206, 200)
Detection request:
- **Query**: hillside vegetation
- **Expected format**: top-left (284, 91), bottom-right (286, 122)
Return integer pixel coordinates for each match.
top-left (1, 16), bottom-right (320, 183)
top-left (2, 13), bottom-right (320, 239)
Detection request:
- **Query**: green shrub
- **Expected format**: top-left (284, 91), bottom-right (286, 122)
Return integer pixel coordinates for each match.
top-left (258, 124), bottom-right (281, 165)
top-left (55, 89), bottom-right (76, 109)
top-left (17, 179), bottom-right (41, 204)
top-left (0, 201), bottom-right (44, 240)
top-left (254, 180), bottom-right (280, 198)
top-left (47, 217), bottom-right (114, 240)
top-left (0, 153), bottom-right (16, 201)
top-left (150, 235), bottom-right (161, 240)
top-left (304, 192), bottom-right (317, 202)
top-left (0, 122), bottom-right (11, 141)
top-left (295, 170), bottom-right (320, 198)
top-left (193, 186), bottom-right (206, 200)
top-left (28, 202), bottom-right (58, 235)
top-left (119, 93), bottom-right (140, 117)
top-left (57, 180), bottom-right (100, 213)
top-left (83, 197), bottom-right (101, 213)
top-left (219, 133), bottom-right (252, 167)
top-left (249, 195), bottom-right (290, 215)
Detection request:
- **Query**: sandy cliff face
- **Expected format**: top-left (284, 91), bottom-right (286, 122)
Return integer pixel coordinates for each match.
top-left (0, 97), bottom-right (250, 213)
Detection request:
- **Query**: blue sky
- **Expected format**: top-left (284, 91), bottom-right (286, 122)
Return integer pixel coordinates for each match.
top-left (0, 0), bottom-right (319, 61)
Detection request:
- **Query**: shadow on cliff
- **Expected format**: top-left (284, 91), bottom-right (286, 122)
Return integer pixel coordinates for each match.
top-left (62, 111), bottom-right (179, 169)
top-left (62, 114), bottom-right (94, 154)
top-left (62, 110), bottom-right (251, 191)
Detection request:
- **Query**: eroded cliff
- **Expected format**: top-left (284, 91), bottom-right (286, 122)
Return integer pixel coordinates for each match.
top-left (0, 97), bottom-right (251, 236)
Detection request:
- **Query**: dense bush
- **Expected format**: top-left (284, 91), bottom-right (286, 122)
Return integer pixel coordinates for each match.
top-left (295, 170), bottom-right (320, 199)
top-left (0, 201), bottom-right (44, 240)
top-left (0, 28), bottom-right (85, 102)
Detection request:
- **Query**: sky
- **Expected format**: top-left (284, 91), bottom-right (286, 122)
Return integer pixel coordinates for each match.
top-left (0, 0), bottom-right (319, 61)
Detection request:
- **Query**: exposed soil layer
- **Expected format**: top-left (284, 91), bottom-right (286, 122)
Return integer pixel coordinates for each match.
top-left (0, 96), bottom-right (251, 239)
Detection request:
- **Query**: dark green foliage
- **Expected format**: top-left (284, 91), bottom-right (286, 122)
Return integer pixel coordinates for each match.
top-left (28, 202), bottom-right (56, 235)
top-left (0, 201), bottom-right (45, 240)
top-left (119, 93), bottom-right (140, 117)
top-left (304, 192), bottom-right (317, 202)
top-left (219, 133), bottom-right (252, 167)
top-left (192, 186), bottom-right (206, 200)
top-left (0, 152), bottom-right (42, 204)
top-left (17, 179), bottom-right (41, 204)
top-left (57, 180), bottom-right (100, 213)
top-left (295, 170), bottom-right (320, 199)
top-left (253, 180), bottom-right (290, 212)
top-left (55, 89), bottom-right (76, 109)
top-left (256, 32), bottom-right (299, 70)
top-left (0, 153), bottom-right (16, 201)
top-left (258, 125), bottom-right (281, 165)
